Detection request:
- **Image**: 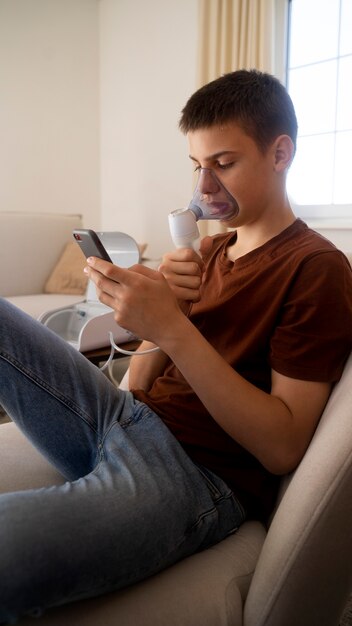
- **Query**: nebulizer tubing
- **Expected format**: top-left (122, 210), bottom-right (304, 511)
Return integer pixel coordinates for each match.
top-left (41, 307), bottom-right (160, 378)
top-left (99, 332), bottom-right (160, 386)
top-left (168, 168), bottom-right (239, 250)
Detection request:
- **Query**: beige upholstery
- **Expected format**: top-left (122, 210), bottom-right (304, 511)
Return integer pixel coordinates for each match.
top-left (245, 349), bottom-right (352, 626)
top-left (1, 351), bottom-right (352, 625)
top-left (4, 293), bottom-right (84, 320)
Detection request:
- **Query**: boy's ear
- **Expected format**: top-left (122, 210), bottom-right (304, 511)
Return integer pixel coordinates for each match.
top-left (273, 135), bottom-right (295, 172)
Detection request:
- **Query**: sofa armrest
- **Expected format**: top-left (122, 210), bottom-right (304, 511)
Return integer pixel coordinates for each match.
top-left (244, 351), bottom-right (352, 626)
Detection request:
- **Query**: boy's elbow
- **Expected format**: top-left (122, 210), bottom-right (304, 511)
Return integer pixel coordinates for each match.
top-left (261, 445), bottom-right (307, 476)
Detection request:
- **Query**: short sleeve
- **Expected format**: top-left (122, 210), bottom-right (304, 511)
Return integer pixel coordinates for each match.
top-left (270, 251), bottom-right (352, 382)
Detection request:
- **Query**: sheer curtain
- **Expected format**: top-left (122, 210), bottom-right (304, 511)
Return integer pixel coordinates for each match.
top-left (196, 0), bottom-right (288, 236)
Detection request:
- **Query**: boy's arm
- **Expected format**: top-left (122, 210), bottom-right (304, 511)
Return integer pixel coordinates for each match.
top-left (128, 305), bottom-right (330, 475)
top-left (128, 342), bottom-right (169, 391)
top-left (157, 314), bottom-right (331, 475)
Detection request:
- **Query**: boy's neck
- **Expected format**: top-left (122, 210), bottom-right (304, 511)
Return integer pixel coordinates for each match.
top-left (226, 202), bottom-right (296, 262)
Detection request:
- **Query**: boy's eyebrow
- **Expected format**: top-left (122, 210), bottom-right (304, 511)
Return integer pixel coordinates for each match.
top-left (189, 150), bottom-right (239, 162)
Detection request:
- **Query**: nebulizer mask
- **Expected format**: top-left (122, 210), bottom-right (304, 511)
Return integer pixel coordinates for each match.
top-left (168, 168), bottom-right (239, 250)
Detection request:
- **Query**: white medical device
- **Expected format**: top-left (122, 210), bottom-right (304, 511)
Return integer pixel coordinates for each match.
top-left (39, 232), bottom-right (140, 352)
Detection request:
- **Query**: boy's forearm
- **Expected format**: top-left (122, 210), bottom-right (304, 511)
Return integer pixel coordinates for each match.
top-left (128, 341), bottom-right (170, 391)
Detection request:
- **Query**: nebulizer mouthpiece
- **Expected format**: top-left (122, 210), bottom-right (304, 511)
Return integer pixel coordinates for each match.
top-left (168, 168), bottom-right (239, 250)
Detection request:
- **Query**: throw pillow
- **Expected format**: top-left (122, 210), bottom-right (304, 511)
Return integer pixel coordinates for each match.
top-left (44, 241), bottom-right (88, 295)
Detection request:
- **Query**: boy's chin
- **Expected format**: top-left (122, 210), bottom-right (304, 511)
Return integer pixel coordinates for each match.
top-left (220, 215), bottom-right (239, 229)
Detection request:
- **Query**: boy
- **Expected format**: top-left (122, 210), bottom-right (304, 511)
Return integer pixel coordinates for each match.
top-left (0, 70), bottom-right (351, 621)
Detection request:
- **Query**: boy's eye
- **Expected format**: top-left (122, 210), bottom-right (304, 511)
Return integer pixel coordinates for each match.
top-left (193, 162), bottom-right (234, 173)
top-left (217, 162), bottom-right (234, 170)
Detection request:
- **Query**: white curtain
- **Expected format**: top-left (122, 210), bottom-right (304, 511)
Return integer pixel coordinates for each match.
top-left (196, 0), bottom-right (288, 236)
top-left (197, 0), bottom-right (288, 84)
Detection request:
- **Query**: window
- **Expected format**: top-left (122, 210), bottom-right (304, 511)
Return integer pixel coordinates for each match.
top-left (286, 0), bottom-right (352, 218)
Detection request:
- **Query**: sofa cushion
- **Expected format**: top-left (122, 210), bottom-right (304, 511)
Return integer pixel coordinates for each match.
top-left (0, 422), bottom-right (66, 492)
top-left (44, 241), bottom-right (88, 295)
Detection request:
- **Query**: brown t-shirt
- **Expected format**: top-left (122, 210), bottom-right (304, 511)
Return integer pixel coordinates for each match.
top-left (133, 220), bottom-right (352, 521)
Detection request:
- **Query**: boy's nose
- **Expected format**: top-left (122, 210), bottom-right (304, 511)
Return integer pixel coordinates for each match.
top-left (197, 168), bottom-right (221, 194)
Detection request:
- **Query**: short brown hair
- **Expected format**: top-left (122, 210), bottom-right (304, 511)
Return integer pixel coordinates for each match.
top-left (179, 69), bottom-right (298, 153)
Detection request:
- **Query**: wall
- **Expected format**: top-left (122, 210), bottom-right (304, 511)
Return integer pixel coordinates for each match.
top-left (0, 0), bottom-right (100, 228)
top-left (306, 220), bottom-right (352, 255)
top-left (99, 0), bottom-right (198, 259)
top-left (0, 0), bottom-right (198, 259)
top-left (1, 2), bottom-right (350, 259)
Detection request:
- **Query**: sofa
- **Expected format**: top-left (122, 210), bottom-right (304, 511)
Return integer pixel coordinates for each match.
top-left (1, 350), bottom-right (352, 625)
top-left (0, 211), bottom-right (86, 319)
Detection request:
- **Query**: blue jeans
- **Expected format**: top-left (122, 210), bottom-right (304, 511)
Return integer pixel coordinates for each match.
top-left (0, 298), bottom-right (245, 623)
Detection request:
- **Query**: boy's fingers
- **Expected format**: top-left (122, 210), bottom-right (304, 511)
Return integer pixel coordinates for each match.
top-left (86, 257), bottom-right (131, 284)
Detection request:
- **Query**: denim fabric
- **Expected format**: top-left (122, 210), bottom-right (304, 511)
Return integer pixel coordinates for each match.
top-left (0, 298), bottom-right (245, 623)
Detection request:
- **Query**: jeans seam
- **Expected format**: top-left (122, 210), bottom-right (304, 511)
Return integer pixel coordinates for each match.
top-left (119, 399), bottom-right (152, 430)
top-left (0, 352), bottom-right (98, 435)
top-left (196, 464), bottom-right (247, 522)
top-left (100, 419), bottom-right (120, 448)
top-left (196, 465), bottom-right (222, 500)
top-left (230, 491), bottom-right (247, 522)
top-left (186, 491), bottom-right (237, 535)
top-left (88, 443), bottom-right (105, 476)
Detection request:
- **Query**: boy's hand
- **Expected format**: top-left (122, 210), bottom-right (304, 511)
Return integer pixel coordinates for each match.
top-left (158, 237), bottom-right (213, 309)
top-left (85, 259), bottom-right (184, 345)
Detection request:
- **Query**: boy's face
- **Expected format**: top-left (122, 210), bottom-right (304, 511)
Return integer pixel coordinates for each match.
top-left (187, 123), bottom-right (283, 229)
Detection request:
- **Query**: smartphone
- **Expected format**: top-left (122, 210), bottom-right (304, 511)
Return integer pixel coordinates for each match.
top-left (73, 229), bottom-right (112, 262)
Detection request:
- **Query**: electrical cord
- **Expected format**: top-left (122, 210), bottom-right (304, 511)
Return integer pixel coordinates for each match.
top-left (108, 332), bottom-right (160, 356)
top-left (99, 332), bottom-right (160, 386)
top-left (43, 310), bottom-right (160, 382)
top-left (100, 331), bottom-right (160, 368)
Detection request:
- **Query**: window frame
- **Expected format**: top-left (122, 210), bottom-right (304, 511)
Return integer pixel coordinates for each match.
top-left (285, 0), bottom-right (352, 222)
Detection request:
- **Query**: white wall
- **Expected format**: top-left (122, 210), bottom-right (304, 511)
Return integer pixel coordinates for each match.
top-left (0, 0), bottom-right (100, 228)
top-left (99, 0), bottom-right (198, 259)
top-left (0, 0), bottom-right (198, 259)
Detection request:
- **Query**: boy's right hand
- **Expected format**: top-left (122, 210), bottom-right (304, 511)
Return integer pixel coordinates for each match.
top-left (158, 237), bottom-right (213, 310)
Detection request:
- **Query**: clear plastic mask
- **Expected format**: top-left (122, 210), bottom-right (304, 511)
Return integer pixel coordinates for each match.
top-left (188, 168), bottom-right (239, 221)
